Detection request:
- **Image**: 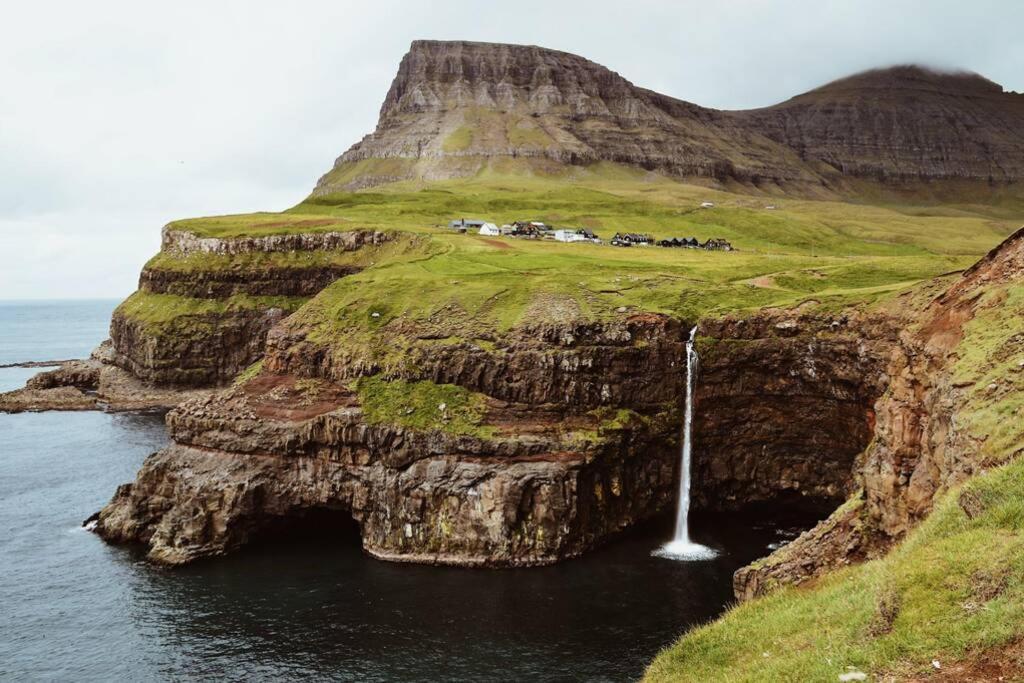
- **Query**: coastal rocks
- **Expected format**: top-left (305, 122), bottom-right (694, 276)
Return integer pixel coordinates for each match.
top-left (0, 352), bottom-right (215, 413)
top-left (0, 385), bottom-right (98, 412)
top-left (94, 303), bottom-right (902, 568)
top-left (94, 373), bottom-right (678, 566)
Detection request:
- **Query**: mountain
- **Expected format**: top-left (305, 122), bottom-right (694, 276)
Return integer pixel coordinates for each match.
top-left (313, 41), bottom-right (1024, 195)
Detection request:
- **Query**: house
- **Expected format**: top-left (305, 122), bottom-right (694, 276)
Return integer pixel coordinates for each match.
top-left (449, 218), bottom-right (487, 233)
top-left (554, 228), bottom-right (601, 244)
top-left (510, 221), bottom-right (544, 238)
top-left (499, 224), bottom-right (516, 235)
top-left (702, 238), bottom-right (734, 251)
top-left (554, 229), bottom-right (584, 243)
top-left (700, 201), bottom-right (715, 208)
top-left (611, 232), bottom-right (654, 247)
top-left (478, 223), bottom-right (500, 236)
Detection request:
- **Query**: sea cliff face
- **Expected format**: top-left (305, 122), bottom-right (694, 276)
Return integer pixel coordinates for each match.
top-left (106, 228), bottom-right (392, 387)
top-left (94, 300), bottom-right (896, 567)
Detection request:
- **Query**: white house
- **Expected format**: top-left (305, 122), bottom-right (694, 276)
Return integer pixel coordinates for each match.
top-left (554, 229), bottom-right (587, 243)
top-left (478, 223), bottom-right (500, 236)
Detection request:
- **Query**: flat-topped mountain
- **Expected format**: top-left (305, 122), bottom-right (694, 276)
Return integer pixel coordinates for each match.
top-left (314, 40), bottom-right (1024, 194)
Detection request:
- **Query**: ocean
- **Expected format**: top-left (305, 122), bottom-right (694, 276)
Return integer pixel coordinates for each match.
top-left (0, 300), bottom-right (809, 681)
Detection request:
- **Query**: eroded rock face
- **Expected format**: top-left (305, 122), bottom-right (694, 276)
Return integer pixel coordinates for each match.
top-left (95, 374), bottom-right (677, 566)
top-left (95, 308), bottom-right (891, 567)
top-left (110, 306), bottom-right (288, 387)
top-left (160, 227), bottom-right (388, 256)
top-left (694, 312), bottom-right (896, 510)
top-left (108, 229), bottom-right (391, 388)
top-left (733, 227), bottom-right (1024, 599)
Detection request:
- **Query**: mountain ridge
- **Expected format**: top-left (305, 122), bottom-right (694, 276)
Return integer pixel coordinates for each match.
top-left (314, 40), bottom-right (1024, 195)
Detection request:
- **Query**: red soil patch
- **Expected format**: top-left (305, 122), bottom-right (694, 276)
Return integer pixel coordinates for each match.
top-left (242, 373), bottom-right (358, 420)
top-left (479, 238), bottom-right (512, 250)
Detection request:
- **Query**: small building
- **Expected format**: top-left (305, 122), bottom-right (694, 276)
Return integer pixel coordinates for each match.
top-left (478, 223), bottom-right (500, 236)
top-left (510, 221), bottom-right (544, 238)
top-left (499, 224), bottom-right (516, 235)
top-left (702, 238), bottom-right (734, 251)
top-left (700, 201), bottom-right (715, 209)
top-left (449, 218), bottom-right (487, 233)
top-left (611, 232), bottom-right (654, 247)
top-left (554, 228), bottom-right (600, 244)
top-left (554, 229), bottom-right (584, 243)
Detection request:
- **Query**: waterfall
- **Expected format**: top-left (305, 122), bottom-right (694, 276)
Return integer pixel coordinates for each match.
top-left (654, 326), bottom-right (717, 561)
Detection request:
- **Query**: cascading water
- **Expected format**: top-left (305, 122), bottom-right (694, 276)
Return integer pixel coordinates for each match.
top-left (653, 326), bottom-right (717, 561)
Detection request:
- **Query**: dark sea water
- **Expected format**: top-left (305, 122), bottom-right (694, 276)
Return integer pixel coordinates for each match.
top-left (0, 301), bottom-right (816, 681)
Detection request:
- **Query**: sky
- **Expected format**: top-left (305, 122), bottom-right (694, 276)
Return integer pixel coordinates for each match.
top-left (2, 0), bottom-right (1022, 299)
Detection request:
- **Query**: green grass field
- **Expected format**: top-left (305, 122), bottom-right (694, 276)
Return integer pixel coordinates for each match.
top-left (645, 454), bottom-right (1024, 682)
top-left (148, 165), bottom-right (1021, 374)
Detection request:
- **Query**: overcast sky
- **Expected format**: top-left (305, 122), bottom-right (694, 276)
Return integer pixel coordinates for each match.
top-left (2, 0), bottom-right (1022, 299)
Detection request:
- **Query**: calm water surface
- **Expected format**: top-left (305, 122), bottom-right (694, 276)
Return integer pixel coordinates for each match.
top-left (0, 301), bottom-right (815, 681)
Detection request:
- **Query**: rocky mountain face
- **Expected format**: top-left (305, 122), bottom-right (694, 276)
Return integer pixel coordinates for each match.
top-left (314, 41), bottom-right (1024, 194)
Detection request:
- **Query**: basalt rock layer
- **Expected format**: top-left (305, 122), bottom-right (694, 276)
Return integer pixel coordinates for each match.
top-left (108, 229), bottom-right (391, 387)
top-left (315, 40), bottom-right (1024, 194)
top-left (95, 306), bottom-right (890, 566)
top-left (693, 312), bottom-right (897, 511)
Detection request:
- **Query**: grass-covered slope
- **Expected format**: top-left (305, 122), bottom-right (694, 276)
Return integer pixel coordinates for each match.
top-left (168, 167), bottom-right (1018, 327)
top-left (142, 167), bottom-right (1019, 386)
top-left (645, 456), bottom-right (1024, 682)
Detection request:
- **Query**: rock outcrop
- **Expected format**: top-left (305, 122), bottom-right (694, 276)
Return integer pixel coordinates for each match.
top-left (107, 228), bottom-right (393, 388)
top-left (95, 364), bottom-right (680, 566)
top-left (694, 312), bottom-right (896, 511)
top-left (315, 41), bottom-right (1024, 194)
top-left (734, 227), bottom-right (1024, 599)
top-left (94, 304), bottom-right (894, 566)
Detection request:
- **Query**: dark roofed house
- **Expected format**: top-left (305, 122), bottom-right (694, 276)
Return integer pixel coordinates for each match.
top-left (611, 232), bottom-right (654, 247)
top-left (703, 238), bottom-right (734, 251)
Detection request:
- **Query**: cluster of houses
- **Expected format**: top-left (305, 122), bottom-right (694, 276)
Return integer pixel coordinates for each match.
top-left (447, 218), bottom-right (733, 251)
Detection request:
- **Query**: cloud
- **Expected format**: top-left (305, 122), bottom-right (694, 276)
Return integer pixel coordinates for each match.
top-left (1, 0), bottom-right (1021, 298)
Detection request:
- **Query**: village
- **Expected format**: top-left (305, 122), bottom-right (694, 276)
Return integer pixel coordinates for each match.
top-left (447, 217), bottom-right (735, 251)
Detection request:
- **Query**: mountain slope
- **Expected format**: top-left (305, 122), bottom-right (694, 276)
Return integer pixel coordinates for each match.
top-left (313, 41), bottom-right (1024, 195)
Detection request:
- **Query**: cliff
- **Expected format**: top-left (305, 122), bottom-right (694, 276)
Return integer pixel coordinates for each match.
top-left (734, 226), bottom-right (1024, 599)
top-left (647, 226), bottom-right (1024, 682)
top-left (314, 41), bottom-right (1024, 194)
